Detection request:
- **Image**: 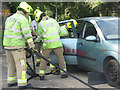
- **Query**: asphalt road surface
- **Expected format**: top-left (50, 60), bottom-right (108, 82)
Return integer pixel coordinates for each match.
top-left (1, 52), bottom-right (118, 90)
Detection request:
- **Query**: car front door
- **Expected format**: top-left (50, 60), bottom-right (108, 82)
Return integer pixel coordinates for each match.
top-left (77, 21), bottom-right (100, 71)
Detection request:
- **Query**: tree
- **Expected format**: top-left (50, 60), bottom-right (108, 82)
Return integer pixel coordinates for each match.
top-left (93, 2), bottom-right (120, 16)
top-left (6, 1), bottom-right (119, 21)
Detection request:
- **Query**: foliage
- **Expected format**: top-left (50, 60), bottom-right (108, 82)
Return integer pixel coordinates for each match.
top-left (7, 2), bottom-right (119, 21)
top-left (93, 2), bottom-right (120, 16)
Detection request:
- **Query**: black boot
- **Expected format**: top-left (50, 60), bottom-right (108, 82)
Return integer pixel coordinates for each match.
top-left (8, 82), bottom-right (17, 87)
top-left (18, 84), bottom-right (31, 89)
top-left (39, 76), bottom-right (45, 80)
top-left (36, 62), bottom-right (40, 67)
top-left (61, 74), bottom-right (68, 78)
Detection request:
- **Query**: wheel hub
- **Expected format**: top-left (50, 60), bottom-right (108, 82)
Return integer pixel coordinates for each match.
top-left (108, 65), bottom-right (117, 81)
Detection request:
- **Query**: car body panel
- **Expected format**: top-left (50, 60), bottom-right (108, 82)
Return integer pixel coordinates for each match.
top-left (50, 17), bottom-right (120, 73)
top-left (50, 38), bottom-right (78, 65)
top-left (62, 38), bottom-right (78, 65)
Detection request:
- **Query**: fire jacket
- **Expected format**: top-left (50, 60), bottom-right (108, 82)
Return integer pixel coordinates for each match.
top-left (3, 13), bottom-right (33, 47)
top-left (59, 25), bottom-right (69, 37)
top-left (37, 17), bottom-right (62, 49)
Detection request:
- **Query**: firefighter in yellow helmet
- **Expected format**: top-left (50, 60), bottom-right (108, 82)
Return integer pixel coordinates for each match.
top-left (33, 10), bottom-right (60, 72)
top-left (34, 10), bottom-right (68, 80)
top-left (3, 2), bottom-right (35, 89)
top-left (34, 9), bottom-right (40, 16)
top-left (59, 19), bottom-right (78, 37)
top-left (31, 9), bottom-right (43, 66)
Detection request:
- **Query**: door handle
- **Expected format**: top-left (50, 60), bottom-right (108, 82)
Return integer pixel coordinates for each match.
top-left (79, 42), bottom-right (84, 46)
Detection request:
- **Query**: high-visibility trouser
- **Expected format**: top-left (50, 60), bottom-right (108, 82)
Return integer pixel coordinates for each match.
top-left (6, 49), bottom-right (27, 86)
top-left (35, 42), bottom-right (43, 62)
top-left (39, 47), bottom-right (67, 76)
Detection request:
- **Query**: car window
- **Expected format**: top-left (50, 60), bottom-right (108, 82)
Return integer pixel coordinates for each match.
top-left (97, 19), bottom-right (119, 40)
top-left (83, 22), bottom-right (97, 39)
top-left (59, 22), bottom-right (78, 38)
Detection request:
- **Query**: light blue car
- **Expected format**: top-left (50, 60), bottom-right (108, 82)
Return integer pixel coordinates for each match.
top-left (50, 17), bottom-right (120, 87)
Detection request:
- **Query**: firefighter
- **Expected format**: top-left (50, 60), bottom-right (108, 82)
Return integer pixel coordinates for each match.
top-left (59, 19), bottom-right (78, 37)
top-left (33, 10), bottom-right (56, 70)
top-left (3, 2), bottom-right (35, 89)
top-left (31, 9), bottom-right (43, 67)
top-left (35, 10), bottom-right (68, 80)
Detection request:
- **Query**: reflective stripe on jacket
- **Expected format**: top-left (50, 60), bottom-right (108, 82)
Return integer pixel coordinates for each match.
top-left (59, 25), bottom-right (69, 37)
top-left (28, 16), bottom-right (32, 26)
top-left (3, 13), bottom-right (32, 47)
top-left (38, 17), bottom-right (62, 49)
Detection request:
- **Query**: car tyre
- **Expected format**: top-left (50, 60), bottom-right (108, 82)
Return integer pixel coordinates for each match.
top-left (103, 59), bottom-right (120, 87)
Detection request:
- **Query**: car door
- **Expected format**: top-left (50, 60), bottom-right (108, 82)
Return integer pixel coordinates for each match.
top-left (50, 20), bottom-right (78, 65)
top-left (61, 38), bottom-right (78, 65)
top-left (77, 21), bottom-right (100, 71)
top-left (50, 38), bottom-right (78, 65)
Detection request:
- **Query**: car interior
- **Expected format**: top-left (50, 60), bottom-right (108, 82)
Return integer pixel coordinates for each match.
top-left (84, 26), bottom-right (97, 38)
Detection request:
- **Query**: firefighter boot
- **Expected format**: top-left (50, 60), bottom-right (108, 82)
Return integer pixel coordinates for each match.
top-left (36, 62), bottom-right (40, 67)
top-left (18, 84), bottom-right (31, 89)
top-left (61, 72), bottom-right (68, 78)
top-left (39, 76), bottom-right (45, 80)
top-left (8, 82), bottom-right (17, 87)
top-left (61, 74), bottom-right (68, 78)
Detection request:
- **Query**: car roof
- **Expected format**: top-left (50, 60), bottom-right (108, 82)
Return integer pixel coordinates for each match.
top-left (77, 17), bottom-right (119, 22)
top-left (58, 20), bottom-right (74, 24)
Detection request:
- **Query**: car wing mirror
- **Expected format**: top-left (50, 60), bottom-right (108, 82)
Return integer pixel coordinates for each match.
top-left (85, 35), bottom-right (97, 41)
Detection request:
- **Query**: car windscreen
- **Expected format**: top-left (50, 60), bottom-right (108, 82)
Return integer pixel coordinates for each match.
top-left (97, 18), bottom-right (120, 40)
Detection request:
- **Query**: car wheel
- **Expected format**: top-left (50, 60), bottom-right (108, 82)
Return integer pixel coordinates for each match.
top-left (103, 59), bottom-right (120, 87)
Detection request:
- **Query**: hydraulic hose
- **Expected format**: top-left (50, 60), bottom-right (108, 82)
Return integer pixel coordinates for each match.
top-left (34, 51), bottom-right (98, 90)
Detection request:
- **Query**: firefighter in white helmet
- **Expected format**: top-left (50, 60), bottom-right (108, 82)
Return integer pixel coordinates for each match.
top-left (34, 10), bottom-right (68, 80)
top-left (3, 2), bottom-right (35, 89)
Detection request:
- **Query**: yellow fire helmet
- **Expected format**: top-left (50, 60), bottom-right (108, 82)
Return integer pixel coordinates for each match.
top-left (67, 19), bottom-right (78, 29)
top-left (34, 9), bottom-right (40, 16)
top-left (17, 2), bottom-right (33, 14)
top-left (35, 10), bottom-right (43, 22)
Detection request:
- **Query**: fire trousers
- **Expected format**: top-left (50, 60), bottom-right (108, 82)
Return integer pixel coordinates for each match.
top-left (6, 49), bottom-right (27, 86)
top-left (35, 42), bottom-right (43, 62)
top-left (39, 47), bottom-right (67, 76)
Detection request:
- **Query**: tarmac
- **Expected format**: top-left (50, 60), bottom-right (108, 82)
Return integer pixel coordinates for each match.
top-left (1, 51), bottom-right (117, 90)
